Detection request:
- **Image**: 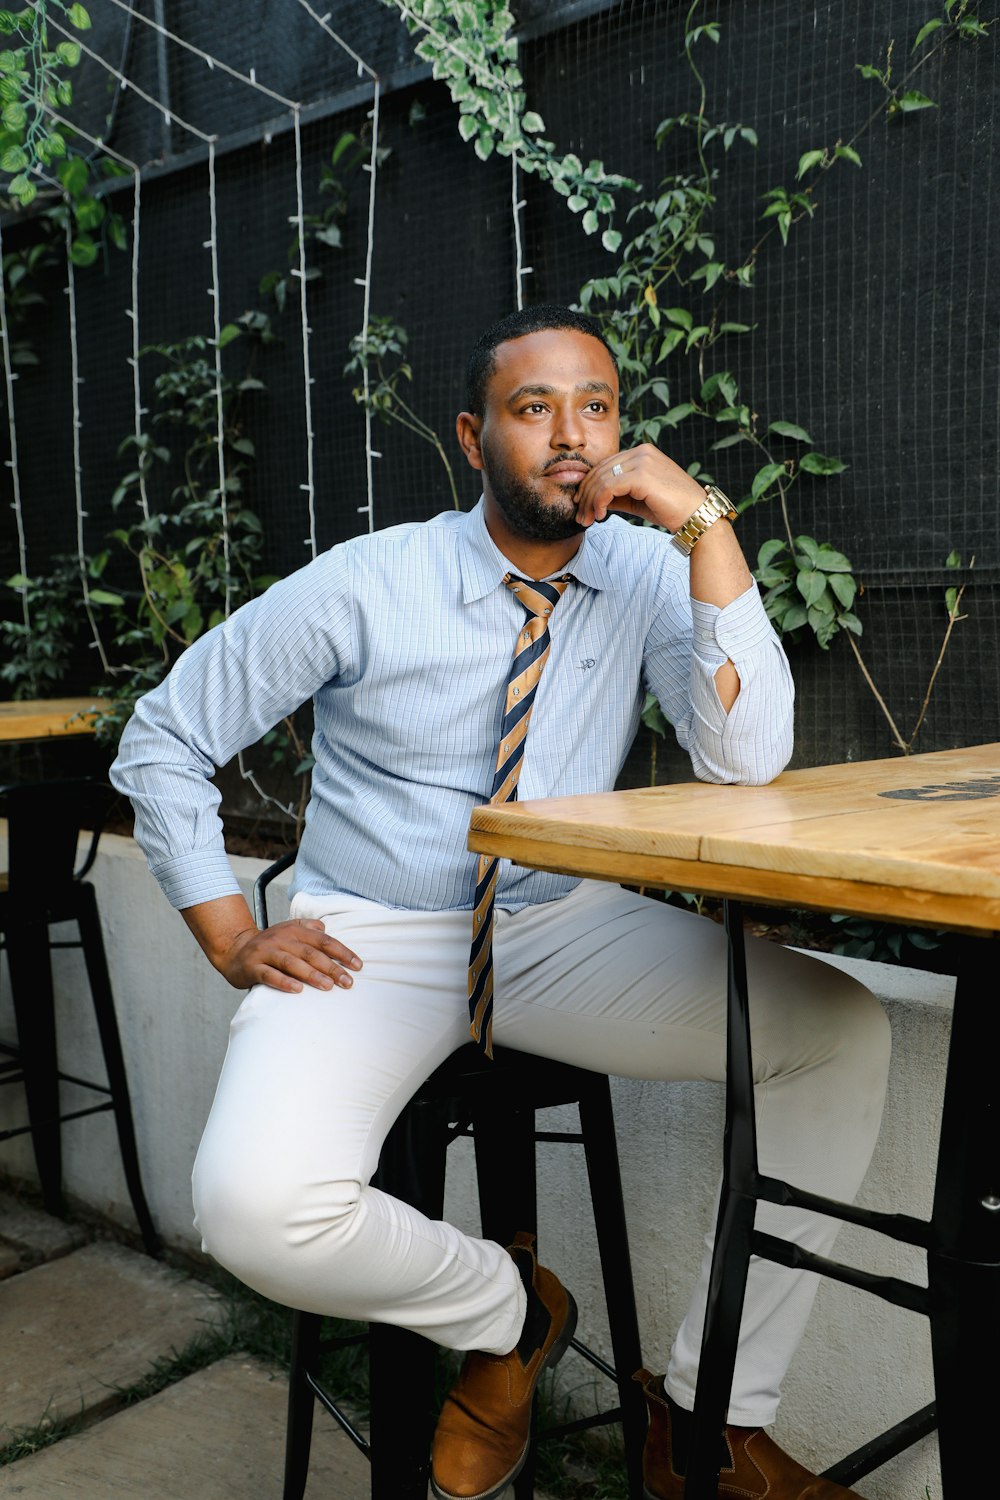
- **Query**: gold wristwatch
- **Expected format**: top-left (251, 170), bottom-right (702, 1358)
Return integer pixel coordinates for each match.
top-left (670, 484), bottom-right (738, 556)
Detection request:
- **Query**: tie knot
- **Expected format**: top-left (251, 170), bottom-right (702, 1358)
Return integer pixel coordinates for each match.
top-left (504, 573), bottom-right (572, 620)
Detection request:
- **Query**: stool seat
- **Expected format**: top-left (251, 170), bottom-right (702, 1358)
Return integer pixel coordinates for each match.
top-left (0, 778), bottom-right (160, 1256)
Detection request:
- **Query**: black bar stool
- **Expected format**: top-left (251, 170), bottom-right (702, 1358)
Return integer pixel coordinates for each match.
top-left (253, 854), bottom-right (648, 1500)
top-left (0, 777), bottom-right (160, 1257)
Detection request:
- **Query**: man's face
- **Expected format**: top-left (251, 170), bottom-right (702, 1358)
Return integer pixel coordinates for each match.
top-left (471, 328), bottom-right (620, 543)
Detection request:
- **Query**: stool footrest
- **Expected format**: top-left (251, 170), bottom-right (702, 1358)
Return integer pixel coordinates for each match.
top-left (752, 1230), bottom-right (930, 1316)
top-left (822, 1401), bottom-right (937, 1487)
top-left (752, 1172), bottom-right (932, 1249)
top-left (306, 1372), bottom-right (372, 1459)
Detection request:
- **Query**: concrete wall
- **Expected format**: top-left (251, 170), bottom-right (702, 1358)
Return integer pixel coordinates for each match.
top-left (0, 829), bottom-right (950, 1498)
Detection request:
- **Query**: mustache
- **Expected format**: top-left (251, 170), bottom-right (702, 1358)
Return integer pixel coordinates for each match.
top-left (540, 454), bottom-right (592, 473)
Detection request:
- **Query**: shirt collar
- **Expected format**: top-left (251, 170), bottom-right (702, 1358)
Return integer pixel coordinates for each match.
top-left (458, 496), bottom-right (615, 603)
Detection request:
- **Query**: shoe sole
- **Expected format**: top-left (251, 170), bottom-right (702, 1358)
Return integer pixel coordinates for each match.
top-left (430, 1290), bottom-right (579, 1500)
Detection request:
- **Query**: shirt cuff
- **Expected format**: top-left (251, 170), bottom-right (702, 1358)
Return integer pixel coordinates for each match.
top-left (151, 847), bottom-right (245, 910)
top-left (690, 581), bottom-right (776, 662)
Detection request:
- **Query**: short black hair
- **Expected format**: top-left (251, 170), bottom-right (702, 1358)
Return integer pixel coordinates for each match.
top-left (464, 304), bottom-right (617, 416)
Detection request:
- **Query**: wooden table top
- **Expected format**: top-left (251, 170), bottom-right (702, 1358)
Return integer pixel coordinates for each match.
top-left (468, 743), bottom-right (1000, 936)
top-left (0, 696), bottom-right (110, 741)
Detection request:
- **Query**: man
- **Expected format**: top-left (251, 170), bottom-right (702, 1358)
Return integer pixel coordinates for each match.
top-left (112, 305), bottom-right (890, 1500)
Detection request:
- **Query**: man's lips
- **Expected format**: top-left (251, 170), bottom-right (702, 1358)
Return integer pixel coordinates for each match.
top-left (544, 462), bottom-right (590, 483)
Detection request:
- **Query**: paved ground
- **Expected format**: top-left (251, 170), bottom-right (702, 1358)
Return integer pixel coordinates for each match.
top-left (0, 1191), bottom-right (383, 1499)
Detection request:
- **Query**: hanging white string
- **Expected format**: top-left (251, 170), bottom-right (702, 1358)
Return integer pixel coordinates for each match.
top-left (358, 79), bottom-right (381, 531)
top-left (291, 106), bottom-right (317, 557)
top-left (294, 1), bottom-right (381, 532)
top-left (0, 216), bottom-right (29, 635)
top-left (204, 136), bottom-right (232, 622)
top-left (60, 208), bottom-right (114, 674)
top-left (509, 93), bottom-right (527, 310)
top-left (40, 108), bottom-right (145, 678)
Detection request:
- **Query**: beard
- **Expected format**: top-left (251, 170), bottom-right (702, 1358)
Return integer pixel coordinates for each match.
top-left (480, 436), bottom-right (586, 542)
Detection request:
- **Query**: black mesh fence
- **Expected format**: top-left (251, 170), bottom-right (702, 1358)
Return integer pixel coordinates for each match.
top-left (1, 0), bottom-right (997, 809)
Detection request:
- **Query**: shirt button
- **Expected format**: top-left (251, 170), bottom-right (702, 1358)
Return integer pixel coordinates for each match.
top-left (512, 688), bottom-right (520, 697)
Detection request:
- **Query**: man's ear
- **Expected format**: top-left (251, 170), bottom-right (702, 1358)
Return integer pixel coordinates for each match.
top-left (456, 411), bottom-right (484, 472)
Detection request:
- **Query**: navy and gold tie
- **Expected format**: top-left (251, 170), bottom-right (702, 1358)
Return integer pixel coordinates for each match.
top-left (468, 572), bottom-right (572, 1057)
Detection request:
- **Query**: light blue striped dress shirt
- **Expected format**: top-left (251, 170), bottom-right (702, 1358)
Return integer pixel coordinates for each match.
top-left (111, 499), bottom-right (794, 913)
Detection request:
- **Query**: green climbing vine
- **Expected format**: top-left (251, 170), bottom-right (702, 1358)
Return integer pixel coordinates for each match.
top-left (577, 0), bottom-right (986, 756)
top-left (379, 0), bottom-right (635, 250)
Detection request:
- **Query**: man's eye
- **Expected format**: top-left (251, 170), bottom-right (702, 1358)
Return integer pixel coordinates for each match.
top-left (586, 401), bottom-right (608, 413)
top-left (523, 403), bottom-right (547, 413)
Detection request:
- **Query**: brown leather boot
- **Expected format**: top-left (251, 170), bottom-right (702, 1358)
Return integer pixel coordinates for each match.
top-left (430, 1231), bottom-right (578, 1500)
top-left (634, 1368), bottom-right (865, 1499)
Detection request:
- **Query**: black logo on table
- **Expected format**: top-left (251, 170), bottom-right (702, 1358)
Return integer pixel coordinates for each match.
top-left (879, 775), bottom-right (1000, 802)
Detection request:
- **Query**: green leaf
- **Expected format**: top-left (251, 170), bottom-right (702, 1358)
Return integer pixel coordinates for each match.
top-left (641, 691), bottom-right (669, 737)
top-left (799, 451), bottom-right (846, 476)
top-left (216, 323), bottom-right (242, 349)
top-left (601, 228), bottom-right (622, 253)
top-left (829, 573), bottom-right (856, 608)
top-left (813, 547), bottom-right (853, 572)
top-left (758, 538), bottom-right (789, 569)
top-left (835, 144), bottom-right (862, 167)
top-left (73, 195), bottom-right (105, 230)
top-left (69, 235), bottom-right (99, 267)
top-left (1, 100), bottom-right (26, 129)
top-left (657, 329), bottom-right (685, 359)
top-left (796, 149), bottom-right (825, 179)
top-left (457, 115), bottom-right (478, 143)
top-left (751, 463), bottom-right (784, 500)
top-left (945, 550), bottom-right (961, 568)
top-left (796, 569), bottom-right (828, 607)
top-left (9, 173), bottom-right (35, 205)
top-left (331, 130), bottom-right (358, 165)
top-left (897, 90), bottom-right (937, 112)
top-left (664, 307), bottom-right (692, 330)
top-left (57, 156), bottom-right (88, 195)
top-left (67, 4), bottom-right (92, 29)
top-left (56, 40), bottom-right (82, 65)
top-left (567, 194), bottom-right (587, 212)
top-left (521, 110), bottom-right (545, 133)
top-left (838, 611), bottom-right (863, 636)
top-left (782, 603), bottom-right (808, 632)
top-left (662, 403), bottom-right (696, 426)
top-left (582, 209), bottom-right (599, 235)
top-left (0, 142), bottom-right (26, 171)
top-left (767, 421), bottom-right (811, 443)
top-left (88, 588), bottom-right (124, 606)
top-left (912, 18), bottom-right (944, 50)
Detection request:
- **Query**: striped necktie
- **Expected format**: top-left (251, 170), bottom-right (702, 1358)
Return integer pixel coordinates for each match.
top-left (468, 572), bottom-right (572, 1057)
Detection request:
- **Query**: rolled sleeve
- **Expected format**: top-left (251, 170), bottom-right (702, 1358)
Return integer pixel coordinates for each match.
top-left (647, 579), bottom-right (794, 786)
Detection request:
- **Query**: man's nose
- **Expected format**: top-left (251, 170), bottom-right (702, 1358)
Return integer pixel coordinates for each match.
top-left (551, 404), bottom-right (585, 448)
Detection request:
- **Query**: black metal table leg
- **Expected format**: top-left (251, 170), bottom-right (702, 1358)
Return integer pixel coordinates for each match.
top-left (927, 936), bottom-right (1000, 1497)
top-left (683, 900), bottom-right (758, 1499)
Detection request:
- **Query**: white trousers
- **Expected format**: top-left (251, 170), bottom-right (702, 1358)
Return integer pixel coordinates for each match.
top-left (191, 880), bottom-right (891, 1427)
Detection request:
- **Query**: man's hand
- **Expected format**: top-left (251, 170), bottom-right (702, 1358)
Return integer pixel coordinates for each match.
top-left (573, 443), bottom-right (705, 532)
top-left (181, 894), bottom-right (362, 993)
top-left (574, 442), bottom-right (754, 711)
